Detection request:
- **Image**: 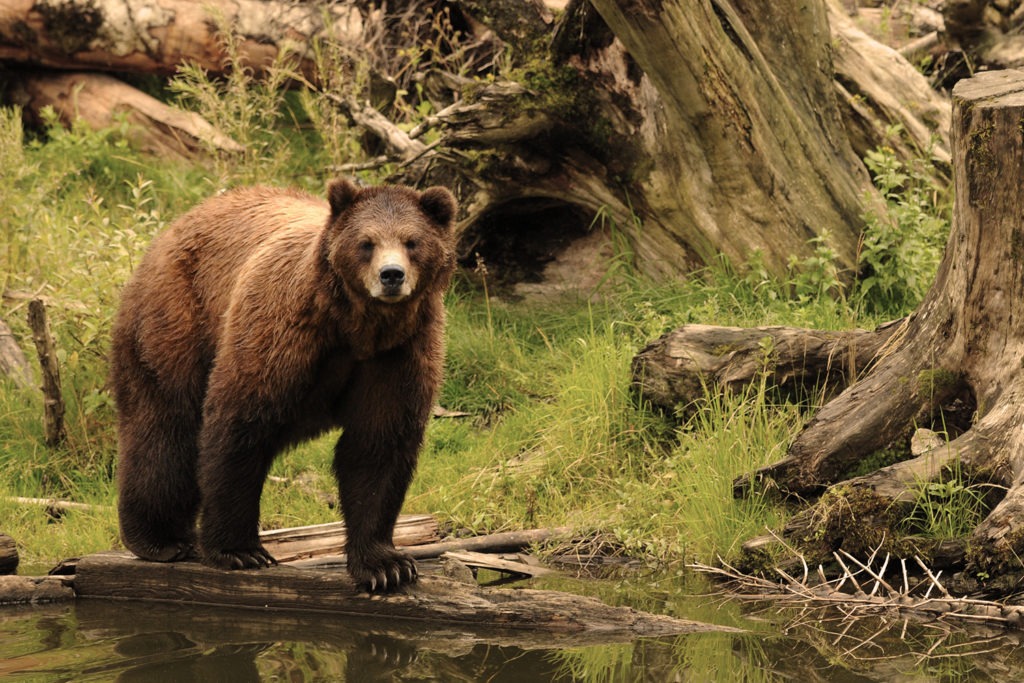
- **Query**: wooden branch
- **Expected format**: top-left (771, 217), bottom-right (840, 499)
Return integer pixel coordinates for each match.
top-left (6, 496), bottom-right (110, 515)
top-left (0, 317), bottom-right (33, 389)
top-left (27, 299), bottom-right (65, 448)
top-left (443, 551), bottom-right (554, 578)
top-left (260, 514), bottom-right (439, 563)
top-left (290, 526), bottom-right (576, 567)
top-left (405, 527), bottom-right (575, 559)
top-left (12, 71), bottom-right (244, 159)
top-left (0, 533), bottom-right (18, 575)
top-left (71, 551), bottom-right (730, 640)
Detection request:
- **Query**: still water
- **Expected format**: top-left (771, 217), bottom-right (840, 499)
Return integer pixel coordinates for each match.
top-left (3, 569), bottom-right (1024, 681)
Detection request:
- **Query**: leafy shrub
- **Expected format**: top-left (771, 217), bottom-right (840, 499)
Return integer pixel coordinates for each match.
top-left (854, 130), bottom-right (951, 317)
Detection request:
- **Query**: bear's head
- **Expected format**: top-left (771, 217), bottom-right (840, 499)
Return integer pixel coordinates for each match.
top-left (325, 178), bottom-right (457, 304)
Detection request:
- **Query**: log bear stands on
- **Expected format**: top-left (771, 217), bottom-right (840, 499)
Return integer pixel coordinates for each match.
top-left (110, 178), bottom-right (457, 592)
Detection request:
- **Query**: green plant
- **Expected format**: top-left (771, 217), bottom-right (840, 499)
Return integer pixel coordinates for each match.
top-left (903, 457), bottom-right (991, 539)
top-left (786, 230), bottom-right (844, 304)
top-left (854, 129), bottom-right (950, 316)
top-left (168, 10), bottom-right (297, 184)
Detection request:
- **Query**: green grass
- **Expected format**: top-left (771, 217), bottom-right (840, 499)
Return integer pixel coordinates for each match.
top-left (0, 51), bottom-right (951, 573)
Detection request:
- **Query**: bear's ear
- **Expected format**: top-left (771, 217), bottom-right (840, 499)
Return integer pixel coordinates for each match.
top-left (327, 178), bottom-right (361, 218)
top-left (419, 187), bottom-right (457, 229)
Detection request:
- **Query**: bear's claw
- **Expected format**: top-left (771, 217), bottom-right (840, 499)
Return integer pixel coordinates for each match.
top-left (352, 550), bottom-right (418, 593)
top-left (203, 545), bottom-right (278, 570)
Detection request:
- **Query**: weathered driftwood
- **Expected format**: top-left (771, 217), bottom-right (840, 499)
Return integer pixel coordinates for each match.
top-left (1, 533), bottom-right (18, 575)
top-left (0, 575), bottom-right (73, 604)
top-left (631, 322), bottom-right (902, 413)
top-left (26, 299), bottom-right (64, 448)
top-left (11, 71), bottom-right (244, 159)
top-left (71, 551), bottom-right (726, 639)
top-left (0, 316), bottom-right (33, 389)
top-left (260, 514), bottom-right (440, 563)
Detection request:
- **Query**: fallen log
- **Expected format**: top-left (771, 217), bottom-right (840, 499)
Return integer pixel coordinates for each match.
top-left (631, 321), bottom-right (903, 414)
top-left (11, 71), bottom-right (244, 159)
top-left (259, 513), bottom-right (440, 563)
top-left (71, 551), bottom-right (727, 640)
top-left (442, 551), bottom-right (554, 579)
top-left (0, 0), bottom-right (363, 77)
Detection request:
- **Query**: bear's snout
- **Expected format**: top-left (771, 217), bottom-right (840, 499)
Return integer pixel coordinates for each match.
top-left (380, 265), bottom-right (406, 288)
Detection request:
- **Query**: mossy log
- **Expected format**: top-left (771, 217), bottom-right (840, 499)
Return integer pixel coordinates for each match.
top-left (729, 69), bottom-right (1024, 592)
top-left (69, 551), bottom-right (728, 641)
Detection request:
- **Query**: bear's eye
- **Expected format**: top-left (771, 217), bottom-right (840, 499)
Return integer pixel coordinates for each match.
top-left (405, 239), bottom-right (418, 250)
top-left (359, 240), bottom-right (374, 254)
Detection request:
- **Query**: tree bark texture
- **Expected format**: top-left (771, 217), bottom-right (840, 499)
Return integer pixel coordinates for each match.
top-left (401, 0), bottom-right (877, 280)
top-left (827, 0), bottom-right (951, 169)
top-left (734, 68), bottom-right (1024, 587)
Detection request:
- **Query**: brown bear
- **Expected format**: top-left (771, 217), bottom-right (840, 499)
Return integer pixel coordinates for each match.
top-left (109, 178), bottom-right (456, 592)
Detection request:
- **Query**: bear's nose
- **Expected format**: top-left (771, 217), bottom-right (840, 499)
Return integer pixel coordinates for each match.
top-left (379, 265), bottom-right (406, 287)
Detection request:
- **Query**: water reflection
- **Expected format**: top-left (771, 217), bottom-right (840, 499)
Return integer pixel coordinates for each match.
top-left (5, 575), bottom-right (1024, 681)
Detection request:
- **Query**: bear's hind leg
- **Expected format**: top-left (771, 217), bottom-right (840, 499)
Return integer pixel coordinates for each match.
top-left (117, 410), bottom-right (202, 562)
top-left (113, 326), bottom-right (204, 563)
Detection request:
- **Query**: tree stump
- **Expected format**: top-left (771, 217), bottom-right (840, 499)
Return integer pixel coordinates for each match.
top-left (734, 68), bottom-right (1024, 588)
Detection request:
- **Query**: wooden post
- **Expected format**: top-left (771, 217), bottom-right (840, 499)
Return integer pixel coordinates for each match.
top-left (27, 299), bottom-right (66, 448)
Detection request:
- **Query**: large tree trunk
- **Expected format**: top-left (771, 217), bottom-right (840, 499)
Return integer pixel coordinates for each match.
top-left (728, 68), bottom-right (1024, 592)
top-left (397, 0), bottom-right (879, 280)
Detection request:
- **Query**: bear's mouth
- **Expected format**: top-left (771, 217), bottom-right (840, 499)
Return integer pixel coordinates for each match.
top-left (375, 287), bottom-right (410, 303)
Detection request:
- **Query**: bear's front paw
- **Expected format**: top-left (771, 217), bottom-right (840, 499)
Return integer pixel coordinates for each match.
top-left (349, 547), bottom-right (418, 593)
top-left (127, 539), bottom-right (197, 563)
top-left (202, 545), bottom-right (278, 570)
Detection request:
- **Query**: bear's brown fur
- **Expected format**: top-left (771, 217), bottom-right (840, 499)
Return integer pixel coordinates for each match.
top-left (110, 178), bottom-right (457, 592)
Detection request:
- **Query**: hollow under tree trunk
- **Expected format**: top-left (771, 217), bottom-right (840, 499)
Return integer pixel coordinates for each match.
top-left (733, 68), bottom-right (1024, 591)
